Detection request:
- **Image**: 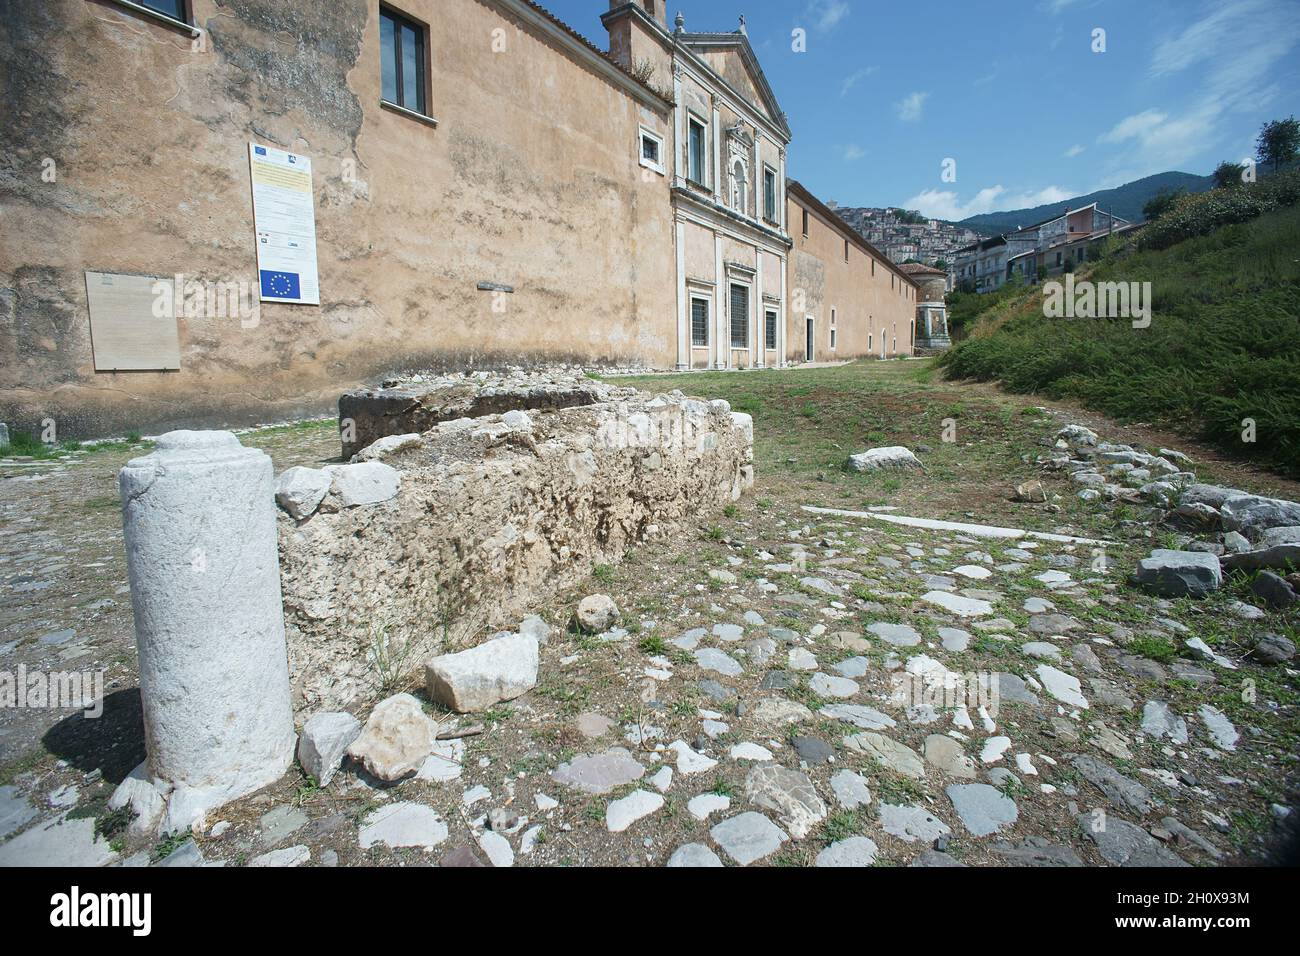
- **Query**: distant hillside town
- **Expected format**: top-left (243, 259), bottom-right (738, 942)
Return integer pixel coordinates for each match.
top-left (827, 204), bottom-right (984, 271)
top-left (951, 203), bottom-right (1138, 293)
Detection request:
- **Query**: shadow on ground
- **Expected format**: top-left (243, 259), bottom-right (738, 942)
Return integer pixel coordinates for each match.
top-left (42, 688), bottom-right (146, 785)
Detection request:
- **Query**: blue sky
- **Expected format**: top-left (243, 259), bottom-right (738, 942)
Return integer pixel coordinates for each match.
top-left (545, 0), bottom-right (1300, 218)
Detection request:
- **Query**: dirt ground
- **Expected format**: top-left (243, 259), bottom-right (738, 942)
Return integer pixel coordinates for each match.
top-left (1, 360), bottom-right (1296, 867)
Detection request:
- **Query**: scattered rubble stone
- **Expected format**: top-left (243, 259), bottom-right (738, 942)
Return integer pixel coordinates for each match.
top-left (346, 694), bottom-right (438, 782)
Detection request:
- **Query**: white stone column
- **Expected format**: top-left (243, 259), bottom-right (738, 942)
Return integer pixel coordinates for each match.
top-left (754, 253), bottom-right (764, 368)
top-left (119, 430), bottom-right (295, 826)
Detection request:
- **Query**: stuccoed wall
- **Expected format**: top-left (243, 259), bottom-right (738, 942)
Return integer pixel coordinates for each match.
top-left (277, 391), bottom-right (753, 714)
top-left (0, 0), bottom-right (675, 439)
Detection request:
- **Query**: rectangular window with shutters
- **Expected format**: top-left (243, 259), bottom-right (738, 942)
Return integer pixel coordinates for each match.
top-left (690, 296), bottom-right (710, 347)
top-left (729, 284), bottom-right (749, 349)
top-left (381, 6), bottom-right (428, 116)
top-left (765, 309), bottom-right (777, 350)
top-left (763, 166), bottom-right (777, 221)
top-left (688, 116), bottom-right (707, 186)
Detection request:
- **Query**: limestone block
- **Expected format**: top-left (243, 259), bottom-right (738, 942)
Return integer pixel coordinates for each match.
top-left (298, 711), bottom-right (362, 786)
top-left (425, 633), bottom-right (539, 713)
top-left (322, 461), bottom-right (400, 508)
top-left (275, 466), bottom-right (331, 520)
top-left (847, 446), bottom-right (922, 472)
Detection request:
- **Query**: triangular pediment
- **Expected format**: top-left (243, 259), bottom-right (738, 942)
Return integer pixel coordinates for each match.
top-left (680, 32), bottom-right (789, 138)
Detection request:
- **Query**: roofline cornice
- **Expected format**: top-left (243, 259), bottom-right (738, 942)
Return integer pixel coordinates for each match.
top-left (496, 0), bottom-right (672, 110)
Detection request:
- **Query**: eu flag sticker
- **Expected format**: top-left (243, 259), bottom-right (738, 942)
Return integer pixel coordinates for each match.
top-left (260, 270), bottom-right (301, 300)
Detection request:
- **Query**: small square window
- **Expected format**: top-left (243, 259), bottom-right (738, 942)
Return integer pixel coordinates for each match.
top-left (639, 128), bottom-right (665, 175)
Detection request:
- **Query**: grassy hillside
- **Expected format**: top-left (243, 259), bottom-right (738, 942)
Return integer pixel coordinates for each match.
top-left (940, 188), bottom-right (1300, 476)
top-left (958, 170), bottom-right (1214, 235)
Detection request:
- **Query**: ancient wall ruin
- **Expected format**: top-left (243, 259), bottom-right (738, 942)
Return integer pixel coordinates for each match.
top-left (276, 385), bottom-right (754, 714)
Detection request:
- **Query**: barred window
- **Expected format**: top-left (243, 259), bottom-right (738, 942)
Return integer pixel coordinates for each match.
top-left (691, 297), bottom-right (709, 348)
top-left (730, 284), bottom-right (749, 349)
top-left (765, 309), bottom-right (777, 350)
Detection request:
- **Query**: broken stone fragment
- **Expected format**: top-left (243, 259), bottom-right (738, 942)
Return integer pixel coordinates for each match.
top-left (1258, 525), bottom-right (1300, 549)
top-left (846, 446), bottom-right (922, 472)
top-left (1012, 480), bottom-right (1047, 502)
top-left (352, 433), bottom-right (422, 462)
top-left (1056, 424), bottom-right (1098, 448)
top-left (275, 466), bottom-right (332, 520)
top-left (346, 693), bottom-right (438, 782)
top-left (501, 409), bottom-right (532, 431)
top-left (320, 461), bottom-right (401, 509)
top-left (1251, 633), bottom-right (1296, 665)
top-left (1219, 493), bottom-right (1300, 537)
top-left (424, 633), bottom-right (539, 713)
top-left (744, 764), bottom-right (827, 840)
top-left (1251, 570), bottom-right (1297, 609)
top-left (1130, 549), bottom-right (1222, 597)
top-left (108, 762), bottom-right (168, 837)
top-left (518, 614), bottom-right (551, 646)
top-left (575, 594), bottom-right (620, 633)
top-left (298, 711), bottom-right (362, 786)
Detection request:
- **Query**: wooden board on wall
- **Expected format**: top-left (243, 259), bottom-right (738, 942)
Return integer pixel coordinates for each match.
top-left (84, 271), bottom-right (181, 371)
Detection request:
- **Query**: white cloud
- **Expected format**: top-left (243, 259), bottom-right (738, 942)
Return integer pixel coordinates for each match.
top-left (902, 185), bottom-right (1076, 221)
top-left (1100, 109), bottom-right (1168, 144)
top-left (805, 1), bottom-right (850, 32)
top-left (840, 144), bottom-right (866, 162)
top-left (895, 91), bottom-right (929, 122)
top-left (1094, 0), bottom-right (1300, 176)
top-left (1064, 144), bottom-right (1086, 158)
top-left (840, 66), bottom-right (878, 98)
top-left (1039, 0), bottom-right (1084, 11)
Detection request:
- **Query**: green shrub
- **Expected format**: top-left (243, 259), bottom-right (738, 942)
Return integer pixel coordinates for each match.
top-left (1137, 167), bottom-right (1300, 251)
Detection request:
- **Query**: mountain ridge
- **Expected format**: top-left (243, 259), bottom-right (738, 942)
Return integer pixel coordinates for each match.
top-left (955, 171), bottom-right (1215, 236)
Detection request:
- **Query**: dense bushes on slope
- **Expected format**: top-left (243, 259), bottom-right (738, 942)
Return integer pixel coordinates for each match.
top-left (940, 201), bottom-right (1300, 476)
